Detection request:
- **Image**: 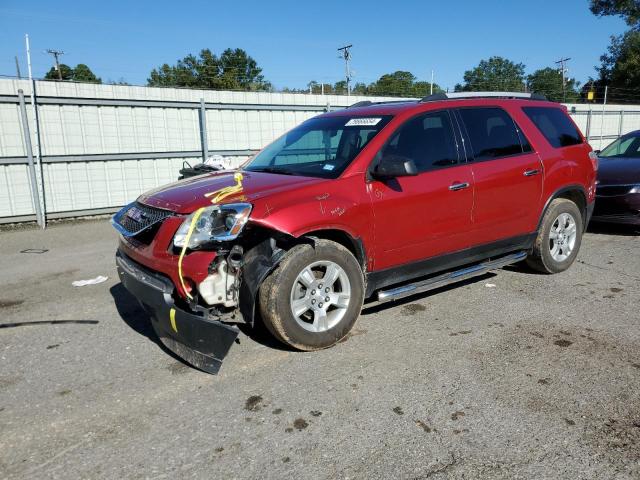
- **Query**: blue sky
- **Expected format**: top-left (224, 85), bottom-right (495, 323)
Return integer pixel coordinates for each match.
top-left (0, 0), bottom-right (629, 90)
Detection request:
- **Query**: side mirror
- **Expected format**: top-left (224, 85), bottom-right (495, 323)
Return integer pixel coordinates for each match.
top-left (593, 149), bottom-right (601, 155)
top-left (372, 154), bottom-right (418, 179)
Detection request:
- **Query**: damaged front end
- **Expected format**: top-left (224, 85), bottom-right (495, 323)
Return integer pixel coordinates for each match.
top-left (112, 201), bottom-right (287, 374)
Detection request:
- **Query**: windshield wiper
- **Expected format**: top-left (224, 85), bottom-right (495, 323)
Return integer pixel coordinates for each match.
top-left (247, 167), bottom-right (297, 176)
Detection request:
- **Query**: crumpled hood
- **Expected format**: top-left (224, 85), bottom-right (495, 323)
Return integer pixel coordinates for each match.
top-left (597, 157), bottom-right (640, 185)
top-left (138, 170), bottom-right (324, 213)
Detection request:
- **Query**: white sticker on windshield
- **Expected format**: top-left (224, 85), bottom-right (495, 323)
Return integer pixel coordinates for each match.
top-left (323, 164), bottom-right (335, 171)
top-left (345, 117), bottom-right (382, 127)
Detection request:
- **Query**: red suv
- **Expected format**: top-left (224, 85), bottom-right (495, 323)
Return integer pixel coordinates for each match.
top-left (113, 92), bottom-right (597, 373)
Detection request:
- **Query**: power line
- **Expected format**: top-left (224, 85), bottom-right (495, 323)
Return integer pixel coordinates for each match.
top-left (45, 49), bottom-right (65, 80)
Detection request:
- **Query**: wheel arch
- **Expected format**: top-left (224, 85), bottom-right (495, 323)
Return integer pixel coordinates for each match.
top-left (299, 228), bottom-right (367, 272)
top-left (538, 185), bottom-right (588, 232)
top-left (238, 226), bottom-right (367, 327)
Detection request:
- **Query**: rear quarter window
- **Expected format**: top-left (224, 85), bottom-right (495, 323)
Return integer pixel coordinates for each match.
top-left (457, 107), bottom-right (530, 161)
top-left (522, 106), bottom-right (583, 148)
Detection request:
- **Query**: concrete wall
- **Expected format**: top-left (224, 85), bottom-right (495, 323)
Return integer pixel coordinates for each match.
top-left (1, 78), bottom-right (638, 222)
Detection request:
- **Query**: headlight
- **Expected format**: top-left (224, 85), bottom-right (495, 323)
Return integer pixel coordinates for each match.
top-left (173, 203), bottom-right (252, 249)
top-left (630, 185), bottom-right (640, 194)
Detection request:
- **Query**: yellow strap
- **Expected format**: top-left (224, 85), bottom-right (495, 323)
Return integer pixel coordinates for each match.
top-left (169, 308), bottom-right (178, 333)
top-left (178, 172), bottom-right (244, 300)
top-left (205, 172), bottom-right (244, 204)
top-left (177, 206), bottom-right (206, 300)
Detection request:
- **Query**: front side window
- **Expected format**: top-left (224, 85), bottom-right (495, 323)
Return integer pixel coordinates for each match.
top-left (522, 106), bottom-right (583, 148)
top-left (458, 107), bottom-right (527, 161)
top-left (599, 134), bottom-right (640, 158)
top-left (380, 110), bottom-right (458, 173)
top-left (244, 115), bottom-right (392, 178)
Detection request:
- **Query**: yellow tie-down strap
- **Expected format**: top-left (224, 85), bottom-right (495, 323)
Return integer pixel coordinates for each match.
top-left (169, 308), bottom-right (178, 333)
top-left (205, 172), bottom-right (244, 204)
top-left (177, 172), bottom-right (244, 300)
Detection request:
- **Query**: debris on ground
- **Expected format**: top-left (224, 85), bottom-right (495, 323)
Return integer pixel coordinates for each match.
top-left (72, 275), bottom-right (108, 287)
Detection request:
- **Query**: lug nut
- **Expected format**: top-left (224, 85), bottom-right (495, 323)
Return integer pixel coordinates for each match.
top-left (311, 290), bottom-right (316, 295)
top-left (325, 287), bottom-right (330, 293)
top-left (319, 302), bottom-right (323, 308)
top-left (325, 297), bottom-right (330, 302)
top-left (318, 284), bottom-right (323, 289)
top-left (311, 299), bottom-right (316, 304)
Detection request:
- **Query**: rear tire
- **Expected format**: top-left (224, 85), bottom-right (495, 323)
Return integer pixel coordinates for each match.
top-left (527, 198), bottom-right (583, 274)
top-left (258, 239), bottom-right (364, 351)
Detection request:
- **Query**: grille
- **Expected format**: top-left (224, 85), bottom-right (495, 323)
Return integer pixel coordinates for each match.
top-left (596, 185), bottom-right (634, 197)
top-left (114, 202), bottom-right (173, 237)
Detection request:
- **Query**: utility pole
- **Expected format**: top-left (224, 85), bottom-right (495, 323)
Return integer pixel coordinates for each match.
top-left (430, 70), bottom-right (434, 95)
top-left (599, 85), bottom-right (608, 149)
top-left (555, 57), bottom-right (571, 102)
top-left (46, 49), bottom-right (65, 80)
top-left (337, 44), bottom-right (353, 96)
top-left (15, 56), bottom-right (22, 78)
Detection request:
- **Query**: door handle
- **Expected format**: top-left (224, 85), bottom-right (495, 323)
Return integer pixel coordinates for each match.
top-left (523, 169), bottom-right (541, 177)
top-left (449, 182), bottom-right (470, 191)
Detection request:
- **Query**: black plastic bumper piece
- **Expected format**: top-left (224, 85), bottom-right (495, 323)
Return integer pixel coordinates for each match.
top-left (115, 250), bottom-right (239, 374)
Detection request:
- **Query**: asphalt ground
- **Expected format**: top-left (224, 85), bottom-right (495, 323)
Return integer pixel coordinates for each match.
top-left (0, 219), bottom-right (639, 479)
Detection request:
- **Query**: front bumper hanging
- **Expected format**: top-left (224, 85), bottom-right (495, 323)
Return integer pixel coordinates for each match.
top-left (115, 250), bottom-right (239, 374)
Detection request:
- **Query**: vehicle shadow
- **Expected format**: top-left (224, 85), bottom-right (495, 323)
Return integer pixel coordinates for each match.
top-left (110, 282), bottom-right (293, 354)
top-left (109, 283), bottom-right (187, 364)
top-left (361, 272), bottom-right (496, 316)
top-left (237, 315), bottom-right (295, 352)
top-left (587, 222), bottom-right (639, 236)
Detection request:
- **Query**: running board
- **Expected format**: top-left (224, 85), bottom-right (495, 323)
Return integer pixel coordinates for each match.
top-left (376, 251), bottom-right (528, 303)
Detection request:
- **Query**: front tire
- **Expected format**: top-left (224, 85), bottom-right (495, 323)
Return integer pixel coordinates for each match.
top-left (527, 198), bottom-right (583, 274)
top-left (258, 239), bottom-right (364, 350)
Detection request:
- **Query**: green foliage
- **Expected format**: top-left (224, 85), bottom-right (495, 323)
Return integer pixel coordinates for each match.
top-left (73, 64), bottom-right (101, 83)
top-left (44, 63), bottom-right (101, 83)
top-left (590, 0), bottom-right (640, 30)
top-left (44, 64), bottom-right (73, 80)
top-left (148, 48), bottom-right (271, 91)
top-left (597, 30), bottom-right (640, 102)
top-left (300, 71), bottom-right (441, 97)
top-left (527, 67), bottom-right (580, 102)
top-left (456, 57), bottom-right (526, 92)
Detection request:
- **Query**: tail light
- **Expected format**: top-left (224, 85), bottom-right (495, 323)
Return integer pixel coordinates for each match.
top-left (588, 151), bottom-right (599, 171)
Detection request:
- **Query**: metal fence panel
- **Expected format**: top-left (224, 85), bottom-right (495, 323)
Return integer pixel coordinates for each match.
top-left (1, 78), bottom-right (640, 223)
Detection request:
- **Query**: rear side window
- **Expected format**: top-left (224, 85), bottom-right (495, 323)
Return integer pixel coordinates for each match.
top-left (458, 107), bottom-right (528, 161)
top-left (382, 110), bottom-right (458, 173)
top-left (522, 107), bottom-right (583, 148)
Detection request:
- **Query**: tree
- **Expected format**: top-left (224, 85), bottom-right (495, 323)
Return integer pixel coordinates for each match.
top-left (73, 64), bottom-right (101, 83)
top-left (333, 80), bottom-right (348, 95)
top-left (44, 63), bottom-right (73, 80)
top-left (44, 63), bottom-right (101, 83)
top-left (457, 57), bottom-right (526, 92)
top-left (290, 72), bottom-right (442, 97)
top-left (590, 0), bottom-right (640, 30)
top-left (597, 30), bottom-right (640, 102)
top-left (148, 48), bottom-right (271, 91)
top-left (355, 71), bottom-right (442, 97)
top-left (527, 67), bottom-right (580, 102)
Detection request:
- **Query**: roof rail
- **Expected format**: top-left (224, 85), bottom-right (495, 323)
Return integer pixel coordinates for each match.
top-left (348, 100), bottom-right (373, 108)
top-left (420, 91), bottom-right (547, 102)
top-left (347, 100), bottom-right (416, 109)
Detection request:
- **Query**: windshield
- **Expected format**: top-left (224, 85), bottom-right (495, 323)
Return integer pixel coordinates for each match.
top-left (600, 134), bottom-right (640, 158)
top-left (244, 115), bottom-right (392, 178)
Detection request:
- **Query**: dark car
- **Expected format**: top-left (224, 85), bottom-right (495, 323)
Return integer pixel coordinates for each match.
top-left (593, 130), bottom-right (640, 225)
